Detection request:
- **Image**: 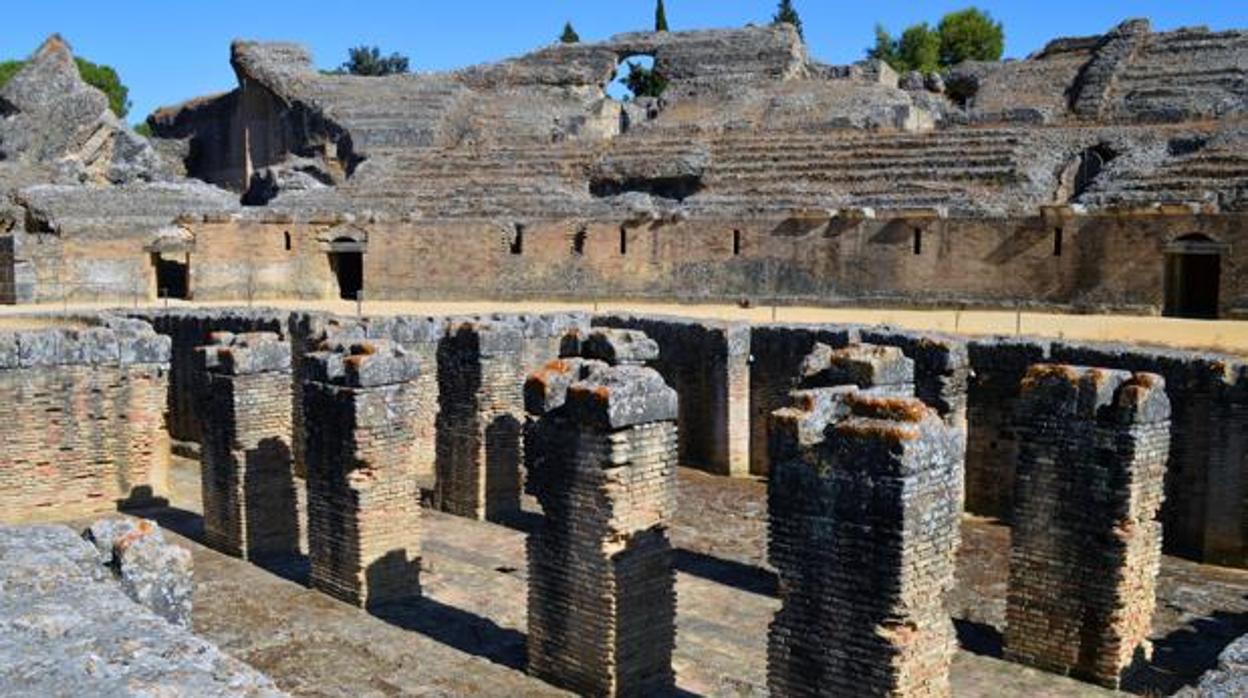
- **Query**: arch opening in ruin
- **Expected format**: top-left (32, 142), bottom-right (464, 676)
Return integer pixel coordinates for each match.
top-left (1164, 233), bottom-right (1224, 319)
top-left (328, 237), bottom-right (364, 301)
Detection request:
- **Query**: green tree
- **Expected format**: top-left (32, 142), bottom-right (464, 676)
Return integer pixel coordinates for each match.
top-left (868, 7), bottom-right (1004, 73)
top-left (655, 0), bottom-right (669, 32)
top-left (133, 121), bottom-right (153, 137)
top-left (937, 8), bottom-right (1004, 66)
top-left (772, 0), bottom-right (803, 40)
top-left (337, 46), bottom-right (410, 76)
top-left (0, 57), bottom-right (131, 118)
top-left (560, 22), bottom-right (581, 44)
top-left (620, 61), bottom-right (667, 99)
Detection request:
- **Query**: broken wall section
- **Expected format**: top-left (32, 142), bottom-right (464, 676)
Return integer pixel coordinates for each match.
top-left (0, 317), bottom-right (171, 522)
top-left (1005, 364), bottom-right (1170, 688)
top-left (303, 338), bottom-right (422, 608)
top-left (195, 331), bottom-right (299, 561)
top-left (524, 329), bottom-right (679, 696)
top-left (768, 375), bottom-right (961, 697)
top-left (595, 314), bottom-right (751, 476)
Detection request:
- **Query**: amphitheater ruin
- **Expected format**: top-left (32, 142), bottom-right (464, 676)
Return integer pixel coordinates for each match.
top-left (0, 15), bottom-right (1246, 698)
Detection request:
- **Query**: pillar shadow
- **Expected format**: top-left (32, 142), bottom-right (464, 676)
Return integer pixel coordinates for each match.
top-left (673, 548), bottom-right (778, 597)
top-left (952, 618), bottom-right (1004, 658)
top-left (1121, 607), bottom-right (1248, 695)
top-left (369, 595), bottom-right (527, 671)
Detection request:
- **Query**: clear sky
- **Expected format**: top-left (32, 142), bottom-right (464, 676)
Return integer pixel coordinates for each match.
top-left (3, 1), bottom-right (1244, 123)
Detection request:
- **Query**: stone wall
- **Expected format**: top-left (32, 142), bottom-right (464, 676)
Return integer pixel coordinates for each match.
top-left (131, 308), bottom-right (286, 444)
top-left (768, 388), bottom-right (961, 697)
top-left (303, 339), bottom-right (422, 608)
top-left (748, 324), bottom-right (859, 476)
top-left (524, 338), bottom-right (679, 696)
top-left (595, 314), bottom-right (751, 476)
top-left (434, 321), bottom-right (526, 521)
top-left (1005, 365), bottom-right (1170, 688)
top-left (196, 331), bottom-right (299, 561)
top-left (0, 317), bottom-right (171, 523)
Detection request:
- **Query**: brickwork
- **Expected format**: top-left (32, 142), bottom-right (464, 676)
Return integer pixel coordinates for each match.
top-left (435, 321), bottom-right (526, 521)
top-left (524, 333), bottom-right (679, 696)
top-left (768, 389), bottom-right (962, 697)
top-left (0, 317), bottom-right (171, 522)
top-left (595, 314), bottom-right (752, 477)
top-left (303, 338), bottom-right (422, 608)
top-left (196, 331), bottom-right (298, 560)
top-left (1005, 364), bottom-right (1170, 688)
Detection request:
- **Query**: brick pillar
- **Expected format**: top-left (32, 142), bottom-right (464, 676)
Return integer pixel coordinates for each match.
top-left (303, 339), bottom-right (422, 608)
top-left (196, 331), bottom-right (298, 561)
top-left (435, 321), bottom-right (526, 521)
top-left (1005, 365), bottom-right (1170, 688)
top-left (768, 391), bottom-right (962, 697)
top-left (524, 332), bottom-right (679, 696)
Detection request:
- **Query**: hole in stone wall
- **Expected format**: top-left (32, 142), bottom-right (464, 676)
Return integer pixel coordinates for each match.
top-left (572, 226), bottom-right (587, 256)
top-left (510, 224), bottom-right (525, 255)
top-left (912, 228), bottom-right (923, 255)
top-left (589, 175), bottom-right (704, 201)
top-left (284, 231), bottom-right (292, 251)
top-left (608, 54), bottom-right (661, 102)
top-left (733, 229), bottom-right (742, 256)
top-left (1072, 144), bottom-right (1118, 198)
top-left (1053, 227), bottom-right (1063, 257)
top-left (152, 253), bottom-right (189, 299)
top-left (619, 226), bottom-right (628, 255)
top-left (1164, 234), bottom-right (1223, 319)
top-left (328, 238), bottom-right (364, 300)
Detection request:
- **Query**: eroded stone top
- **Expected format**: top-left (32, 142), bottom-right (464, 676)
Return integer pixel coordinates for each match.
top-left (198, 331), bottom-right (291, 375)
top-left (1020, 363), bottom-right (1171, 423)
top-left (304, 338), bottom-right (419, 388)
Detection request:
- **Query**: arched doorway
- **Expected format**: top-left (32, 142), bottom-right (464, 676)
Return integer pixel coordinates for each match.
top-left (1164, 234), bottom-right (1225, 319)
top-left (328, 237), bottom-right (364, 300)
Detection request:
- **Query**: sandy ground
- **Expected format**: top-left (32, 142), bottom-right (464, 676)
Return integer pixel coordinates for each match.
top-left (3, 298), bottom-right (1247, 355)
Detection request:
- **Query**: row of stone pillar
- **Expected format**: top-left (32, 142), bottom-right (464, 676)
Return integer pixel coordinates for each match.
top-left (195, 328), bottom-right (1172, 696)
top-left (768, 343), bottom-right (1171, 694)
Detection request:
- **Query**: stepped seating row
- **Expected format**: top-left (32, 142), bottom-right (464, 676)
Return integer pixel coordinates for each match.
top-left (1080, 145), bottom-right (1248, 205)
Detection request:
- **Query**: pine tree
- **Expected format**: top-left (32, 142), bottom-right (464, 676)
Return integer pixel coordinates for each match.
top-left (772, 0), bottom-right (803, 40)
top-left (560, 22), bottom-right (581, 44)
top-left (655, 0), bottom-right (670, 32)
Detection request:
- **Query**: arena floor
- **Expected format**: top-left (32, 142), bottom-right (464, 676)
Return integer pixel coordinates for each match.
top-left (5, 299), bottom-right (1248, 355)
top-left (96, 457), bottom-right (1248, 697)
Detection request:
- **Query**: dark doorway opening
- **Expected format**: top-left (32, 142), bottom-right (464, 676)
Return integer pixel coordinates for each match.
top-left (329, 244), bottom-right (364, 301)
top-left (1164, 234), bottom-right (1223, 319)
top-left (152, 253), bottom-right (189, 299)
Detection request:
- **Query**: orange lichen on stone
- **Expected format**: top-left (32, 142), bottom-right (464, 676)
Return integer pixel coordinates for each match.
top-left (844, 393), bottom-right (928, 423)
top-left (1129, 372), bottom-right (1164, 390)
top-left (836, 419), bottom-right (922, 442)
top-left (114, 518), bottom-right (156, 554)
top-left (350, 342), bottom-right (378, 356)
top-left (1021, 363), bottom-right (1081, 391)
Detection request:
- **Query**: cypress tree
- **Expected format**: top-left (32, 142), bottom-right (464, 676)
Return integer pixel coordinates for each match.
top-left (772, 0), bottom-right (804, 40)
top-left (655, 0), bottom-right (670, 32)
top-left (560, 22), bottom-right (581, 44)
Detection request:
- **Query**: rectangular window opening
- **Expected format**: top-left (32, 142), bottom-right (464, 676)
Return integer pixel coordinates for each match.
top-left (619, 226), bottom-right (628, 255)
top-left (733, 229), bottom-right (742, 256)
top-left (511, 224), bottom-right (525, 255)
top-left (912, 228), bottom-right (922, 256)
top-left (1053, 227), bottom-right (1063, 257)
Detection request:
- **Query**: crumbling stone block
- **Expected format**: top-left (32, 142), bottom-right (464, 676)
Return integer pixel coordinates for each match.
top-left (195, 332), bottom-right (299, 561)
top-left (1004, 364), bottom-right (1170, 688)
top-left (303, 339), bottom-right (422, 608)
top-left (435, 321), bottom-right (526, 521)
top-left (83, 518), bottom-right (194, 628)
top-left (524, 340), bottom-right (679, 696)
top-left (768, 391), bottom-right (962, 697)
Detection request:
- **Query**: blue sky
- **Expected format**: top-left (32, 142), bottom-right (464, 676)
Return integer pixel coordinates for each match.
top-left (3, 1), bottom-right (1245, 123)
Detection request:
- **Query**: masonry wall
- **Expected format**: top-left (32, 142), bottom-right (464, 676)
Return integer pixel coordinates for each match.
top-left (595, 314), bottom-right (751, 476)
top-left (0, 320), bottom-right (172, 522)
top-left (1005, 366), bottom-right (1170, 688)
top-left (133, 309), bottom-right (286, 445)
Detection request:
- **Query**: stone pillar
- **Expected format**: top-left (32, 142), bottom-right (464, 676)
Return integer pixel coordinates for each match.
top-left (196, 332), bottom-right (298, 561)
top-left (435, 321), bottom-right (526, 521)
top-left (768, 390), bottom-right (962, 697)
top-left (524, 330), bottom-right (679, 696)
top-left (1005, 365), bottom-right (1170, 688)
top-left (303, 339), bottom-right (422, 608)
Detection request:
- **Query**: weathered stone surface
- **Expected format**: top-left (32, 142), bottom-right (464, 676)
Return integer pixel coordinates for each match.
top-left (83, 518), bottom-right (194, 628)
top-left (0, 523), bottom-right (282, 696)
top-left (1005, 364), bottom-right (1170, 689)
top-left (1179, 634), bottom-right (1248, 697)
top-left (525, 336), bottom-right (679, 696)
